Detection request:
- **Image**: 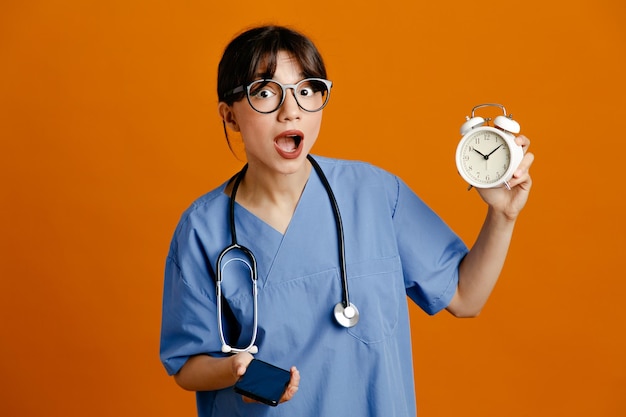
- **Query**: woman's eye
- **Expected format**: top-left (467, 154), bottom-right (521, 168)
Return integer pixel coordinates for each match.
top-left (299, 87), bottom-right (314, 97)
top-left (249, 81), bottom-right (280, 99)
top-left (255, 89), bottom-right (275, 99)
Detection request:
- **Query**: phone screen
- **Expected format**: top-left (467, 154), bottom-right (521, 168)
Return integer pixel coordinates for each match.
top-left (233, 359), bottom-right (291, 406)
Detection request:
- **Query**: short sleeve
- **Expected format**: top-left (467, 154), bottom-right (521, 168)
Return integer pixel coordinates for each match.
top-left (159, 216), bottom-right (225, 375)
top-left (392, 178), bottom-right (468, 315)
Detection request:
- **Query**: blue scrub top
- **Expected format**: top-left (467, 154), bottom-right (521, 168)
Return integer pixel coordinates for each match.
top-left (160, 156), bottom-right (468, 417)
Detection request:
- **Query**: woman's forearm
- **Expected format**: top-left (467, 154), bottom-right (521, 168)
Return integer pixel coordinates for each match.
top-left (447, 206), bottom-right (516, 317)
top-left (174, 353), bottom-right (253, 392)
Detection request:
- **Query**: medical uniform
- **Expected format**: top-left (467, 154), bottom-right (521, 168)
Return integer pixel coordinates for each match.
top-left (160, 156), bottom-right (468, 417)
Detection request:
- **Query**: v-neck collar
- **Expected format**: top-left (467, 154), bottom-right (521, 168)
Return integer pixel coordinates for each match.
top-left (221, 170), bottom-right (321, 288)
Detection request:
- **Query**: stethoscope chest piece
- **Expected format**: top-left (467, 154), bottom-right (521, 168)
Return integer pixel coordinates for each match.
top-left (334, 302), bottom-right (359, 328)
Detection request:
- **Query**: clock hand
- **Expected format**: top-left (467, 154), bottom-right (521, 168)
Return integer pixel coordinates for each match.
top-left (486, 144), bottom-right (503, 158)
top-left (473, 148), bottom-right (488, 159)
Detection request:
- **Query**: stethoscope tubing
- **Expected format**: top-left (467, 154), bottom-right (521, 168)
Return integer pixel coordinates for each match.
top-left (306, 155), bottom-right (352, 309)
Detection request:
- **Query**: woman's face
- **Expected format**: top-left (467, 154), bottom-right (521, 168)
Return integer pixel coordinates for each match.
top-left (220, 51), bottom-right (324, 177)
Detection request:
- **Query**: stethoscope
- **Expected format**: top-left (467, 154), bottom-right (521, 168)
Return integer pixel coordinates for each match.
top-left (215, 154), bottom-right (359, 354)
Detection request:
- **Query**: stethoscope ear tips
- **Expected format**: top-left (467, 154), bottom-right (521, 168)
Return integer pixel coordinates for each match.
top-left (221, 344), bottom-right (232, 354)
top-left (248, 346), bottom-right (258, 354)
top-left (334, 302), bottom-right (360, 328)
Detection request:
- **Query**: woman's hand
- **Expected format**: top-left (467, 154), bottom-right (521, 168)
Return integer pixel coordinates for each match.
top-left (231, 351), bottom-right (255, 379)
top-left (279, 366), bottom-right (300, 403)
top-left (475, 135), bottom-right (535, 221)
top-left (237, 357), bottom-right (300, 405)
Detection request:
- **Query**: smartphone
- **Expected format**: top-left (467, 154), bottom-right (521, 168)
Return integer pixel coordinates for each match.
top-left (233, 359), bottom-right (291, 407)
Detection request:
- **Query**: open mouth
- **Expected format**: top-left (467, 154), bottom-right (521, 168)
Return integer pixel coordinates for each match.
top-left (291, 135), bottom-right (302, 149)
top-left (275, 131), bottom-right (304, 154)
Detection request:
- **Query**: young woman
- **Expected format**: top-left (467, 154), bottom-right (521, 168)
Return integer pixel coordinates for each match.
top-left (160, 25), bottom-right (534, 417)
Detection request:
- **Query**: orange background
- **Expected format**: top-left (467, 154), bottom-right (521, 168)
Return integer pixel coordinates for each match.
top-left (1, 0), bottom-right (624, 416)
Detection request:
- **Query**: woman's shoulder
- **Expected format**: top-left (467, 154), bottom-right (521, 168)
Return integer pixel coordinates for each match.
top-left (310, 155), bottom-right (415, 215)
top-left (311, 155), bottom-right (397, 183)
top-left (173, 179), bottom-right (230, 229)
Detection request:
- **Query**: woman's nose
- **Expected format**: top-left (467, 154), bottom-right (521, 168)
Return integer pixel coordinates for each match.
top-left (277, 88), bottom-right (301, 120)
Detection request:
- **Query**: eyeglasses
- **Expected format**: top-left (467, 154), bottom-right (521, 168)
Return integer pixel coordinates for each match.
top-left (225, 78), bottom-right (332, 114)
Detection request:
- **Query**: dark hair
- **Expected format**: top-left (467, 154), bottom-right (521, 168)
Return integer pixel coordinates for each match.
top-left (217, 25), bottom-right (328, 105)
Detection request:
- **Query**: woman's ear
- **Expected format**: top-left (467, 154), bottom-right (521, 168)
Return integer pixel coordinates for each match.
top-left (218, 102), bottom-right (240, 132)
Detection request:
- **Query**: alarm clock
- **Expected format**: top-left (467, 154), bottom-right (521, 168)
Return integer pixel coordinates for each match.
top-left (455, 103), bottom-right (523, 190)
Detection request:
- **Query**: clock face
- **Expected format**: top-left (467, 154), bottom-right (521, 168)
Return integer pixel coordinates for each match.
top-left (458, 129), bottom-right (511, 185)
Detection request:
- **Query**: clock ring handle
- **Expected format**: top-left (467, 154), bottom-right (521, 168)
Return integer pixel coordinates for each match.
top-left (471, 103), bottom-right (509, 118)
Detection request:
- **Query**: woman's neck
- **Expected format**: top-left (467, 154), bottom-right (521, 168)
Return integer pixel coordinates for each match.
top-left (227, 159), bottom-right (311, 234)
